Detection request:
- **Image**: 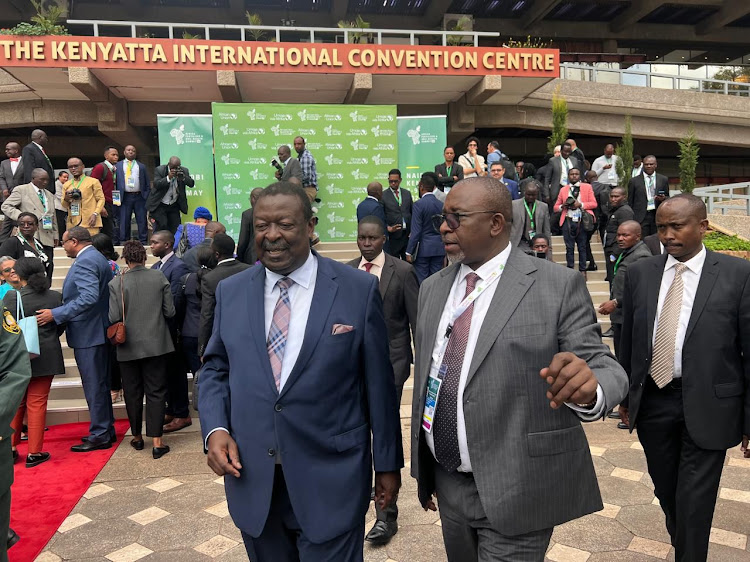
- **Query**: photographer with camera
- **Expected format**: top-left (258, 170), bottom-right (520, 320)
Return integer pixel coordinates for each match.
top-left (150, 156), bottom-right (194, 235)
top-left (62, 158), bottom-right (105, 236)
top-left (553, 167), bottom-right (597, 278)
top-left (273, 145), bottom-right (303, 184)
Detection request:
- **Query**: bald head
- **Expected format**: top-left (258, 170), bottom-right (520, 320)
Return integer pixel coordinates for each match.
top-left (619, 220), bottom-right (642, 237)
top-left (204, 221), bottom-right (226, 238)
top-left (367, 181), bottom-right (383, 200)
top-left (616, 220), bottom-right (642, 250)
top-left (168, 156), bottom-right (181, 168)
top-left (658, 193), bottom-right (707, 221)
top-left (31, 129), bottom-right (48, 146)
top-left (250, 187), bottom-right (263, 206)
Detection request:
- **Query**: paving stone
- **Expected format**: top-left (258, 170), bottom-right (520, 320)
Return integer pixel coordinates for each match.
top-left (219, 519), bottom-right (243, 543)
top-left (58, 513), bottom-right (92, 533)
top-left (394, 493), bottom-right (440, 526)
top-left (706, 543), bottom-right (750, 561)
top-left (363, 542), bottom-right (390, 562)
top-left (611, 467), bottom-right (644, 482)
top-left (728, 457), bottom-right (750, 469)
top-left (142, 550), bottom-right (210, 562)
top-left (84, 483), bottom-right (114, 499)
top-left (602, 448), bottom-right (648, 473)
top-left (34, 552), bottom-right (62, 562)
top-left (587, 551), bottom-right (668, 562)
top-left (709, 527), bottom-right (747, 550)
top-left (616, 504), bottom-right (671, 544)
top-left (589, 446), bottom-right (606, 457)
top-left (146, 478), bottom-right (183, 493)
top-left (138, 511), bottom-right (221, 551)
top-left (193, 535), bottom-right (240, 558)
top-left (595, 503), bottom-right (621, 519)
top-left (77, 486), bottom-right (161, 520)
top-left (97, 453), bottom-right (213, 481)
top-left (597, 476), bottom-right (656, 507)
top-left (552, 513), bottom-right (633, 552)
top-left (49, 518), bottom-right (142, 560)
top-left (385, 521), bottom-right (447, 562)
top-left (546, 543), bottom-right (591, 561)
top-left (214, 545), bottom-right (250, 562)
top-left (712, 498), bottom-right (750, 536)
top-left (128, 507), bottom-right (171, 526)
top-left (204, 500), bottom-right (230, 518)
top-left (719, 467), bottom-right (750, 492)
top-left (155, 481), bottom-right (228, 513)
top-left (719, 488), bottom-right (750, 504)
top-left (591, 456), bottom-right (615, 478)
top-left (105, 542), bottom-right (153, 562)
top-left (627, 536), bottom-right (671, 559)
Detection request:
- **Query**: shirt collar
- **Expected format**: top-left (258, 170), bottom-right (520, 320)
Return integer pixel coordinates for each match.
top-left (458, 241), bottom-right (512, 281)
top-left (664, 245), bottom-right (706, 275)
top-left (76, 244), bottom-right (94, 258)
top-left (217, 258), bottom-right (235, 266)
top-left (160, 251), bottom-right (174, 264)
top-left (366, 195), bottom-right (379, 201)
top-left (266, 251), bottom-right (316, 291)
top-left (359, 251), bottom-right (385, 269)
top-left (422, 191), bottom-right (436, 198)
top-left (32, 141), bottom-right (44, 151)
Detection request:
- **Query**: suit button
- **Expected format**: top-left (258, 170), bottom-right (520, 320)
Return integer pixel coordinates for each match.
top-left (268, 448), bottom-right (275, 456)
top-left (275, 404), bottom-right (282, 412)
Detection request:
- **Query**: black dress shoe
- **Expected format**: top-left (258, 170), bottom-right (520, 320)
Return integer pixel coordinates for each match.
top-left (130, 439), bottom-right (144, 451)
top-left (602, 328), bottom-right (614, 338)
top-left (153, 445), bottom-right (170, 459)
top-left (365, 520), bottom-right (398, 545)
top-left (12, 449), bottom-right (18, 461)
top-left (71, 440), bottom-right (112, 452)
top-left (7, 527), bottom-right (19, 549)
top-left (607, 410), bottom-right (621, 419)
top-left (617, 422), bottom-right (629, 430)
top-left (26, 452), bottom-right (51, 468)
top-left (587, 262), bottom-right (598, 271)
top-left (82, 434), bottom-right (117, 444)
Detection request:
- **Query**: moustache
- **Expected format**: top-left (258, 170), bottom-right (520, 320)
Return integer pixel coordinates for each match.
top-left (262, 241), bottom-right (290, 252)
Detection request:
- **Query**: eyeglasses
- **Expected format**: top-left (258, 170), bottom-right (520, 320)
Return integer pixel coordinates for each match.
top-left (432, 211), bottom-right (500, 231)
top-left (2, 268), bottom-right (14, 273)
top-left (388, 178), bottom-right (400, 183)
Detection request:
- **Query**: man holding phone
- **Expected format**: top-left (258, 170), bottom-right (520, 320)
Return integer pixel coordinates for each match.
top-left (381, 169), bottom-right (413, 260)
top-left (627, 155), bottom-right (669, 238)
top-left (150, 156), bottom-right (194, 234)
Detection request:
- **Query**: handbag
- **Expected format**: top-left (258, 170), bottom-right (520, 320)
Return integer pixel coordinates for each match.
top-left (15, 292), bottom-right (40, 358)
top-left (581, 210), bottom-right (596, 233)
top-left (107, 273), bottom-right (127, 345)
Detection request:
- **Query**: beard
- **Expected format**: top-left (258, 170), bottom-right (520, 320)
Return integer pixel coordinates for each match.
top-left (446, 251), bottom-right (465, 265)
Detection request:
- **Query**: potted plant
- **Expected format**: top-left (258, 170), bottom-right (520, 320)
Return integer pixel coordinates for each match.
top-left (446, 15), bottom-right (472, 46)
top-left (245, 12), bottom-right (267, 42)
top-left (337, 15), bottom-right (371, 44)
top-left (2, 0), bottom-right (68, 36)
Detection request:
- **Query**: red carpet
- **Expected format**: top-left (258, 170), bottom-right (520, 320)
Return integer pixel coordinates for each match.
top-left (8, 420), bottom-right (130, 562)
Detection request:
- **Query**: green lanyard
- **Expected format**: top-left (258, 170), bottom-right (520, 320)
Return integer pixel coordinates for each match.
top-left (523, 200), bottom-right (536, 230)
top-left (16, 233), bottom-right (44, 256)
top-left (446, 164), bottom-right (452, 177)
top-left (392, 188), bottom-right (401, 206)
top-left (613, 253), bottom-right (625, 277)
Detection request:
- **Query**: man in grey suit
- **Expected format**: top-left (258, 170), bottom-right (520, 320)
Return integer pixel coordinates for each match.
top-left (410, 177), bottom-right (627, 560)
top-left (347, 215), bottom-right (418, 545)
top-left (0, 142), bottom-right (25, 242)
top-left (274, 145), bottom-right (303, 184)
top-left (509, 183), bottom-right (550, 255)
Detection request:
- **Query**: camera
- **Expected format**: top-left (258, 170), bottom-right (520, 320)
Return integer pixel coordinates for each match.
top-left (565, 196), bottom-right (576, 207)
top-left (69, 188), bottom-right (82, 201)
top-left (170, 166), bottom-right (185, 179)
top-left (271, 159), bottom-right (283, 172)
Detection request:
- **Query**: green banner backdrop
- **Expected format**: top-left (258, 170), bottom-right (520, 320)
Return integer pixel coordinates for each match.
top-left (212, 103), bottom-right (398, 242)
top-left (397, 115), bottom-right (447, 195)
top-left (156, 114), bottom-right (218, 222)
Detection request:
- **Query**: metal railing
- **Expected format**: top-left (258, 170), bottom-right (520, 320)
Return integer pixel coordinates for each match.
top-left (694, 183), bottom-right (750, 215)
top-left (65, 19), bottom-right (500, 47)
top-left (560, 63), bottom-right (750, 96)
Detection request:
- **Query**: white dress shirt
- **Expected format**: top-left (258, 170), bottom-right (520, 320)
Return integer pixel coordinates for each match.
top-left (591, 154), bottom-right (619, 187)
top-left (643, 172), bottom-right (656, 201)
top-left (9, 158), bottom-right (19, 175)
top-left (264, 251), bottom-right (317, 392)
top-left (358, 250), bottom-right (385, 281)
top-left (632, 164), bottom-right (643, 178)
top-left (651, 246), bottom-right (706, 378)
top-left (425, 243), bottom-right (604, 472)
top-left (33, 184), bottom-right (49, 214)
top-left (124, 159), bottom-right (141, 192)
top-left (158, 251), bottom-right (175, 267)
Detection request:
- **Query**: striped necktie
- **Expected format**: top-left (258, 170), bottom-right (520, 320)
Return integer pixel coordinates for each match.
top-left (651, 263), bottom-right (687, 388)
top-left (267, 277), bottom-right (294, 391)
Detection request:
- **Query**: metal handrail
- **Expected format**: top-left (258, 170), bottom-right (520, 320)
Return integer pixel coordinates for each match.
top-left (560, 63), bottom-right (750, 96)
top-left (694, 182), bottom-right (750, 215)
top-left (65, 19), bottom-right (500, 47)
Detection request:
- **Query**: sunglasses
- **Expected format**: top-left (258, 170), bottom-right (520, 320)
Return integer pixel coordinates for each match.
top-left (2, 267), bottom-right (14, 273)
top-left (431, 210), bottom-right (499, 231)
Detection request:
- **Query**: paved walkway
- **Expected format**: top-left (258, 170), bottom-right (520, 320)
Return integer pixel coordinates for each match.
top-left (36, 407), bottom-right (750, 562)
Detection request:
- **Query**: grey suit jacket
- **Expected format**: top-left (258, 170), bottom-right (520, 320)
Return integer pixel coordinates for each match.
top-left (1, 182), bottom-right (58, 246)
top-left (346, 253), bottom-right (418, 389)
top-left (108, 266), bottom-right (175, 362)
top-left (610, 241), bottom-right (652, 324)
top-left (280, 157), bottom-right (303, 183)
top-left (410, 248), bottom-right (628, 536)
top-left (0, 158), bottom-right (24, 198)
top-left (510, 198), bottom-right (550, 252)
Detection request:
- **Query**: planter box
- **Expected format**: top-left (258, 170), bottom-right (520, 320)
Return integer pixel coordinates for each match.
top-left (716, 250), bottom-right (750, 260)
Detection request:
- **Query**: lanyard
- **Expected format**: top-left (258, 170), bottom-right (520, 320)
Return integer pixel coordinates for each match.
top-left (16, 233), bottom-right (44, 255)
top-left (613, 252), bottom-right (625, 276)
top-left (392, 188), bottom-right (401, 205)
top-left (561, 157), bottom-right (569, 174)
top-left (446, 164), bottom-right (452, 177)
top-left (72, 176), bottom-right (85, 190)
top-left (523, 200), bottom-right (536, 230)
top-left (36, 188), bottom-right (46, 212)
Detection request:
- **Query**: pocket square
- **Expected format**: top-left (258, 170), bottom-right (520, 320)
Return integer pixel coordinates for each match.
top-left (332, 324), bottom-right (354, 335)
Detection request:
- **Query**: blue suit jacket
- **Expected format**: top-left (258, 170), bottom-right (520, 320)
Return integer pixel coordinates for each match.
top-left (156, 253), bottom-right (190, 299)
top-left (356, 197), bottom-right (386, 228)
top-left (406, 192), bottom-right (444, 258)
top-left (115, 159), bottom-right (150, 201)
top-left (52, 246), bottom-right (113, 349)
top-left (503, 178), bottom-right (520, 200)
top-left (198, 253), bottom-right (403, 543)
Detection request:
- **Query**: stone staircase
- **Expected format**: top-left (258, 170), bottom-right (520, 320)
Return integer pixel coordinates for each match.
top-left (43, 236), bottom-right (610, 424)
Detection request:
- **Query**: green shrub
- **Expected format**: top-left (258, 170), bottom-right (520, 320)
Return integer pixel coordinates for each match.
top-left (703, 231), bottom-right (750, 252)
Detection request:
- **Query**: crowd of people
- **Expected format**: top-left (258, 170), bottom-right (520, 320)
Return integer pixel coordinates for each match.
top-left (0, 128), bottom-right (748, 562)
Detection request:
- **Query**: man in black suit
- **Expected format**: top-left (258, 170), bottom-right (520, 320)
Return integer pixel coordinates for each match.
top-left (150, 156), bottom-right (194, 234)
top-left (381, 169), bottom-right (413, 260)
top-left (619, 194), bottom-right (750, 560)
top-left (198, 232), bottom-right (251, 356)
top-left (643, 233), bottom-right (663, 255)
top-left (21, 130), bottom-right (53, 192)
top-left (627, 155), bottom-right (669, 238)
top-left (435, 146), bottom-right (463, 192)
top-left (150, 230), bottom-right (192, 433)
top-left (347, 215), bottom-right (418, 546)
top-left (0, 142), bottom-right (25, 242)
top-left (237, 188), bottom-right (264, 266)
top-left (603, 187), bottom-right (634, 285)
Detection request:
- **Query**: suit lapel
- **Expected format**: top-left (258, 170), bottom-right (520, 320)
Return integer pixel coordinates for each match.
top-left (379, 254), bottom-right (395, 299)
top-left (465, 250), bottom-right (535, 387)
top-left (684, 252), bottom-right (718, 342)
top-left (247, 267), bottom-right (276, 393)
top-left (279, 255), bottom-right (338, 398)
top-left (646, 255), bottom-right (668, 348)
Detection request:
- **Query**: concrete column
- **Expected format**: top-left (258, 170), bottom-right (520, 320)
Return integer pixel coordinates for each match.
top-left (217, 70), bottom-right (242, 103)
top-left (466, 75), bottom-right (502, 106)
top-left (344, 73), bottom-right (372, 104)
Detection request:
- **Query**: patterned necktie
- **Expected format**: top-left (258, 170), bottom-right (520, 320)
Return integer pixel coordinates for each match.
top-left (152, 261), bottom-right (162, 271)
top-left (267, 277), bottom-right (294, 391)
top-left (651, 263), bottom-right (687, 388)
top-left (432, 272), bottom-right (480, 472)
top-left (646, 175), bottom-right (655, 199)
top-left (363, 262), bottom-right (373, 273)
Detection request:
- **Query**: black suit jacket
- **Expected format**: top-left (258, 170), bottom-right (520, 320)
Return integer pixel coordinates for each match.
top-left (0, 158), bottom-right (25, 198)
top-left (434, 162), bottom-right (464, 189)
top-left (627, 173), bottom-right (669, 224)
top-left (149, 165), bottom-right (194, 213)
top-left (620, 251), bottom-right (750, 449)
top-left (198, 259), bottom-right (251, 354)
top-left (21, 143), bottom-right (54, 192)
top-left (643, 234), bottom-right (663, 256)
top-left (346, 253), bottom-right (418, 389)
top-left (381, 187), bottom-right (413, 240)
top-left (237, 208), bottom-right (257, 266)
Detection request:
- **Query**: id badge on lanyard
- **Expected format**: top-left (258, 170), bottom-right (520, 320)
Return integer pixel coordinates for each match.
top-left (112, 190), bottom-right (121, 206)
top-left (41, 215), bottom-right (53, 230)
top-left (71, 203), bottom-right (81, 216)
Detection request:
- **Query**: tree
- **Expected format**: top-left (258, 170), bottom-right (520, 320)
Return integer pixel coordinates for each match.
top-left (678, 123), bottom-right (700, 193)
top-left (546, 85), bottom-right (568, 155)
top-left (615, 115), bottom-right (633, 191)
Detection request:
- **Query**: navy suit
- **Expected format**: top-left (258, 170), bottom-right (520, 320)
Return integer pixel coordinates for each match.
top-left (356, 196), bottom-right (389, 253)
top-left (52, 245), bottom-right (114, 443)
top-left (199, 253), bottom-right (403, 557)
top-left (117, 159), bottom-right (151, 243)
top-left (503, 178), bottom-right (520, 200)
top-left (153, 254), bottom-right (191, 419)
top-left (406, 192), bottom-right (445, 283)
